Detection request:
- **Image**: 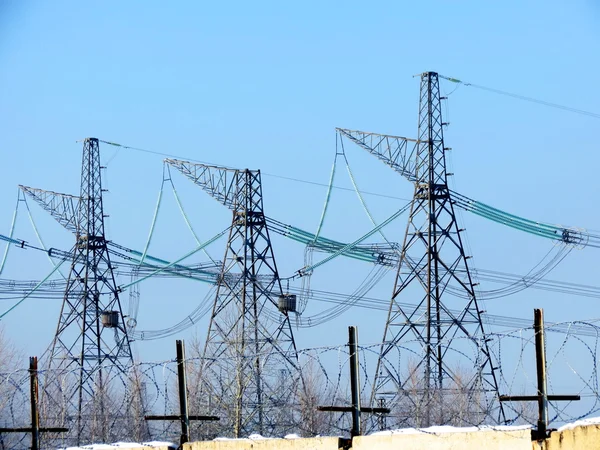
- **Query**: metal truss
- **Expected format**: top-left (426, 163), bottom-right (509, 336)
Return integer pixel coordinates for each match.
top-left (24, 138), bottom-right (135, 445)
top-left (166, 159), bottom-right (302, 437)
top-left (336, 128), bottom-right (419, 183)
top-left (19, 185), bottom-right (81, 233)
top-left (340, 72), bottom-right (504, 428)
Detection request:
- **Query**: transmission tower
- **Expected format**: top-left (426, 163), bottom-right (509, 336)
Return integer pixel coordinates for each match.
top-left (20, 138), bottom-right (135, 444)
top-left (166, 160), bottom-right (302, 438)
top-left (339, 72), bottom-right (504, 428)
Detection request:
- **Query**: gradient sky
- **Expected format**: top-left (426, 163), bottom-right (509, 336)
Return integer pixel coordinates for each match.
top-left (1, 1), bottom-right (599, 412)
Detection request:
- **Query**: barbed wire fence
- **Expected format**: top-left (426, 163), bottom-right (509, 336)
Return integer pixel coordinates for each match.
top-left (491, 320), bottom-right (600, 427)
top-left (2, 320), bottom-right (600, 449)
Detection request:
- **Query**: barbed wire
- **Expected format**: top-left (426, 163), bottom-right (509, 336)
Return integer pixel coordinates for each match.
top-left (1, 321), bottom-right (600, 449)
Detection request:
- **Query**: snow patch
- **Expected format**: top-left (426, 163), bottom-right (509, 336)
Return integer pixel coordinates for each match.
top-left (248, 434), bottom-right (265, 440)
top-left (111, 444), bottom-right (145, 448)
top-left (213, 434), bottom-right (276, 441)
top-left (557, 416), bottom-right (600, 432)
top-left (213, 434), bottom-right (304, 441)
top-left (59, 442), bottom-right (176, 449)
top-left (369, 424), bottom-right (531, 436)
top-left (142, 442), bottom-right (176, 448)
top-left (213, 435), bottom-right (270, 442)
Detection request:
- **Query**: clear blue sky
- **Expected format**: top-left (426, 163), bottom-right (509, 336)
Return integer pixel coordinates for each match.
top-left (1, 1), bottom-right (599, 409)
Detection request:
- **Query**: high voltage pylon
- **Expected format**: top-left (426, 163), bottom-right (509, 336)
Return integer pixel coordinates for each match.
top-left (166, 160), bottom-right (302, 438)
top-left (339, 72), bottom-right (504, 428)
top-left (20, 138), bottom-right (136, 444)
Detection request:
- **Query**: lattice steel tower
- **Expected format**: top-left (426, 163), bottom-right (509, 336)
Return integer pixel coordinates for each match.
top-left (166, 160), bottom-right (301, 438)
top-left (339, 72), bottom-right (504, 428)
top-left (20, 138), bottom-right (134, 444)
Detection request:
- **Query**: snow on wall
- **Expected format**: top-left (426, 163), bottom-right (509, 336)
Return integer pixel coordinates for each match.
top-left (59, 441), bottom-right (176, 450)
top-left (354, 425), bottom-right (533, 450)
top-left (183, 436), bottom-right (342, 450)
top-left (536, 417), bottom-right (600, 450)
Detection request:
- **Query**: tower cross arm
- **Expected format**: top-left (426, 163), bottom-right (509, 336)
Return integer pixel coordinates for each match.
top-left (19, 185), bottom-right (80, 234)
top-left (165, 159), bottom-right (257, 211)
top-left (336, 128), bottom-right (420, 183)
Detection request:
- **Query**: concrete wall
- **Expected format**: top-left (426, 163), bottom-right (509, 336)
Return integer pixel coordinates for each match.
top-left (182, 428), bottom-right (532, 450)
top-left (183, 437), bottom-right (343, 450)
top-left (536, 421), bottom-right (600, 450)
top-left (353, 427), bottom-right (532, 450)
top-left (181, 420), bottom-right (600, 450)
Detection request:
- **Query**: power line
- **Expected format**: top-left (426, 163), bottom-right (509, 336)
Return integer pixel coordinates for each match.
top-left (96, 139), bottom-right (219, 166)
top-left (263, 172), bottom-right (410, 201)
top-left (97, 139), bottom-right (412, 202)
top-left (439, 74), bottom-right (600, 119)
top-left (293, 286), bottom-right (600, 337)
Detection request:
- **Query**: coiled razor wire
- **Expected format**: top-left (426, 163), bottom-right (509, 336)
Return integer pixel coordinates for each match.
top-left (1, 322), bottom-right (600, 448)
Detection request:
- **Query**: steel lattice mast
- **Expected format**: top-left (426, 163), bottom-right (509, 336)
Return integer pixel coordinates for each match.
top-left (340, 72), bottom-right (504, 428)
top-left (166, 160), bottom-right (302, 438)
top-left (21, 138), bottom-right (135, 444)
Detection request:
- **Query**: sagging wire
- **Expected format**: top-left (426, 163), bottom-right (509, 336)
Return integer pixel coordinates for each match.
top-left (131, 285), bottom-right (217, 340)
top-left (452, 190), bottom-right (597, 248)
top-left (313, 136), bottom-right (340, 241)
top-left (0, 258), bottom-right (66, 319)
top-left (166, 163), bottom-right (218, 266)
top-left (296, 131), bottom-right (338, 316)
top-left (293, 265), bottom-right (388, 328)
top-left (22, 191), bottom-right (68, 280)
top-left (0, 189), bottom-right (21, 276)
top-left (127, 166), bottom-right (167, 333)
top-left (140, 167), bottom-right (166, 263)
top-left (298, 133), bottom-right (342, 317)
top-left (118, 228), bottom-right (228, 292)
top-left (341, 137), bottom-right (396, 250)
top-left (446, 244), bottom-right (572, 300)
top-left (297, 202), bottom-right (410, 277)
